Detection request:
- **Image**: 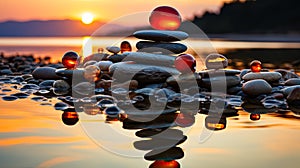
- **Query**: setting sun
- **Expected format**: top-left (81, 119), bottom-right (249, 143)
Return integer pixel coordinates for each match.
top-left (81, 12), bottom-right (94, 24)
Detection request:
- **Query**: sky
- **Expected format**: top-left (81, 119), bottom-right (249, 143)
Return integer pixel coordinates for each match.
top-left (0, 0), bottom-right (230, 22)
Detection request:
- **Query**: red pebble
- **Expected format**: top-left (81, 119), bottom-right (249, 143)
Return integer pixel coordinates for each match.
top-left (250, 113), bottom-right (261, 121)
top-left (149, 6), bottom-right (181, 30)
top-left (250, 60), bottom-right (262, 73)
top-left (62, 51), bottom-right (79, 69)
top-left (174, 54), bottom-right (196, 73)
top-left (175, 113), bottom-right (195, 127)
top-left (149, 160), bottom-right (180, 168)
top-left (120, 41), bottom-right (132, 53)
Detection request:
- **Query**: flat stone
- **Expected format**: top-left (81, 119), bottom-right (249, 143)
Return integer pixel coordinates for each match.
top-left (32, 67), bottom-right (61, 80)
top-left (242, 79), bottom-right (272, 96)
top-left (284, 78), bottom-right (300, 86)
top-left (0, 69), bottom-right (13, 75)
top-left (205, 53), bottom-right (228, 70)
top-left (136, 41), bottom-right (187, 54)
top-left (144, 147), bottom-right (184, 161)
top-left (106, 46), bottom-right (120, 54)
top-left (201, 76), bottom-right (241, 89)
top-left (242, 72), bottom-right (282, 82)
top-left (133, 30), bottom-right (188, 42)
top-left (119, 52), bottom-right (176, 67)
top-left (55, 68), bottom-right (84, 78)
top-left (198, 69), bottom-right (241, 78)
top-left (109, 63), bottom-right (179, 84)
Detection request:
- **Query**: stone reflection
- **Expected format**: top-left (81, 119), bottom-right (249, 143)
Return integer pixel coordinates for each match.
top-left (121, 92), bottom-right (191, 168)
top-left (61, 108), bottom-right (79, 126)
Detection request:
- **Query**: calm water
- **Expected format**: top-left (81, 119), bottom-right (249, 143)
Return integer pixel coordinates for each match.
top-left (0, 37), bottom-right (300, 168)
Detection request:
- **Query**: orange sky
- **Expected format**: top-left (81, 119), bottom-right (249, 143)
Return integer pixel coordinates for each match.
top-left (0, 0), bottom-right (230, 22)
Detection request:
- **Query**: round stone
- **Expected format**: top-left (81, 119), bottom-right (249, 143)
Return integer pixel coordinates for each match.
top-left (104, 106), bottom-right (121, 116)
top-left (250, 114), bottom-right (261, 121)
top-left (250, 60), bottom-right (262, 73)
top-left (39, 80), bottom-right (55, 90)
top-left (53, 80), bottom-right (70, 95)
top-left (205, 53), bottom-right (228, 70)
top-left (242, 72), bottom-right (282, 82)
top-left (94, 61), bottom-right (113, 71)
top-left (149, 160), bottom-right (180, 168)
top-left (242, 79), bottom-right (272, 96)
top-left (62, 51), bottom-right (79, 69)
top-left (133, 30), bottom-right (188, 42)
top-left (149, 6), bottom-right (181, 30)
top-left (106, 46), bottom-right (120, 54)
top-left (174, 54), bottom-right (196, 73)
top-left (84, 65), bottom-right (101, 82)
top-left (136, 41), bottom-right (187, 54)
top-left (120, 41), bottom-right (132, 53)
top-left (62, 112), bottom-right (79, 126)
top-left (32, 67), bottom-right (61, 80)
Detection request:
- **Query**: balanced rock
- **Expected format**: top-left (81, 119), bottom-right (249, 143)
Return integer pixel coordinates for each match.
top-left (242, 79), bottom-right (272, 96)
top-left (275, 69), bottom-right (299, 80)
top-left (133, 30), bottom-right (188, 42)
top-left (106, 46), bottom-right (120, 54)
top-left (136, 41), bottom-right (187, 54)
top-left (205, 53), bottom-right (228, 70)
top-left (242, 72), bottom-right (282, 82)
top-left (32, 67), bottom-right (61, 80)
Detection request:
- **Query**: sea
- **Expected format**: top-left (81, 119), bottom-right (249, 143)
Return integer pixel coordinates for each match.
top-left (0, 36), bottom-right (300, 168)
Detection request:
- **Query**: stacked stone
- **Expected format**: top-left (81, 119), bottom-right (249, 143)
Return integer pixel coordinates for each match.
top-left (134, 30), bottom-right (188, 55)
top-left (241, 60), bottom-right (287, 114)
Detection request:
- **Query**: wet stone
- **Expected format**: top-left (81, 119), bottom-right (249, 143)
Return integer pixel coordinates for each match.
top-left (242, 79), bottom-right (272, 97)
top-left (282, 85), bottom-right (300, 97)
top-left (133, 30), bottom-right (188, 42)
top-left (39, 80), bottom-right (55, 90)
top-left (94, 61), bottom-right (113, 71)
top-left (106, 46), bottom-right (121, 54)
top-left (32, 67), bottom-right (61, 80)
top-left (54, 102), bottom-right (69, 111)
top-left (136, 41), bottom-right (187, 54)
top-left (20, 84), bottom-right (40, 91)
top-left (53, 80), bottom-right (70, 96)
top-left (201, 76), bottom-right (241, 89)
top-left (11, 92), bottom-right (29, 99)
top-left (104, 106), bottom-right (121, 116)
top-left (242, 72), bottom-right (282, 82)
top-left (0, 69), bottom-right (13, 75)
top-left (31, 96), bottom-right (47, 102)
top-left (2, 95), bottom-right (18, 101)
top-left (97, 99), bottom-right (115, 110)
top-left (284, 78), bottom-right (300, 86)
top-left (275, 69), bottom-right (299, 80)
top-left (199, 69), bottom-right (241, 78)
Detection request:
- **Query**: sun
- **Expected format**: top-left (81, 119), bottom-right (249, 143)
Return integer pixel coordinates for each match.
top-left (81, 12), bottom-right (94, 24)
